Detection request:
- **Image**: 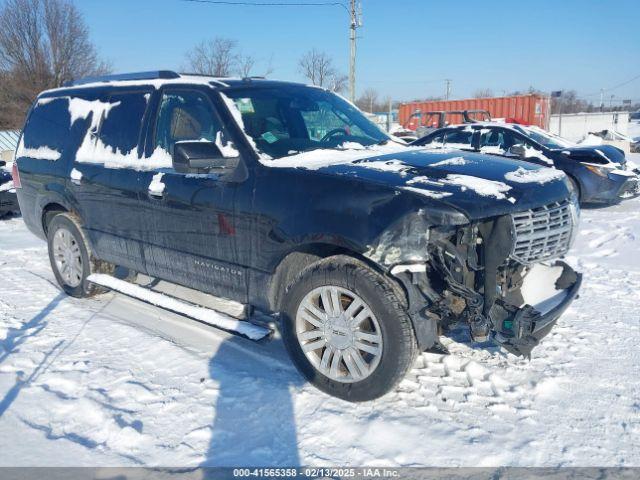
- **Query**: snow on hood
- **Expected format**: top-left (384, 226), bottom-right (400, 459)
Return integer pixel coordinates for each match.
top-left (443, 174), bottom-right (513, 200)
top-left (504, 166), bottom-right (566, 184)
top-left (259, 142), bottom-right (425, 170)
top-left (269, 147), bottom-right (571, 218)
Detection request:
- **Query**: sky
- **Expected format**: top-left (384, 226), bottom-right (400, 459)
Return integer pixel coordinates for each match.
top-left (70, 0), bottom-right (639, 104)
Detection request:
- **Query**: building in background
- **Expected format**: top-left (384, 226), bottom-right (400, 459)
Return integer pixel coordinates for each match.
top-left (0, 130), bottom-right (19, 163)
top-left (549, 112), bottom-right (630, 143)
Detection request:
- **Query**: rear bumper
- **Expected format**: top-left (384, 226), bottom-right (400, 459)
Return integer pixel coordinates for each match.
top-left (493, 261), bottom-right (582, 357)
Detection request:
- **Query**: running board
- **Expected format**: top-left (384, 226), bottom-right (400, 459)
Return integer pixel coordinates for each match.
top-left (87, 274), bottom-right (272, 341)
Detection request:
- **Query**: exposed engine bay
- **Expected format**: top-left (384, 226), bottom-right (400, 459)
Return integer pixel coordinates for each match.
top-left (392, 208), bottom-right (582, 358)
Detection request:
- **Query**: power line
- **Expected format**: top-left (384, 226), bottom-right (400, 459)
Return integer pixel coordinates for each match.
top-left (581, 73), bottom-right (640, 97)
top-left (180, 0), bottom-right (349, 12)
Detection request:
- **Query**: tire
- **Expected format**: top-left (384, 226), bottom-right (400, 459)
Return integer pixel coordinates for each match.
top-left (280, 255), bottom-right (418, 402)
top-left (567, 176), bottom-right (582, 203)
top-left (47, 213), bottom-right (112, 297)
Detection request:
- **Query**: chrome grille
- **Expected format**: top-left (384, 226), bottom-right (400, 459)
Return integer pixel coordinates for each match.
top-left (510, 200), bottom-right (575, 265)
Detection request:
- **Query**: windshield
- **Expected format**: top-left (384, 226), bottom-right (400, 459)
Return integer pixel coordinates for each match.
top-left (221, 85), bottom-right (391, 159)
top-left (514, 125), bottom-right (574, 149)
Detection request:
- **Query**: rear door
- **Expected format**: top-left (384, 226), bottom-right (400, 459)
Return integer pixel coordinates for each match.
top-left (69, 88), bottom-right (153, 273)
top-left (136, 87), bottom-right (249, 302)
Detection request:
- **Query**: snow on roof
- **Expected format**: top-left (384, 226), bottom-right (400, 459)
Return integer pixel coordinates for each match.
top-left (0, 130), bottom-right (20, 152)
top-left (40, 74), bottom-right (306, 97)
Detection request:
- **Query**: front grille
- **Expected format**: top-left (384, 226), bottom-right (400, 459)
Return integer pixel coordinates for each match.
top-left (510, 200), bottom-right (575, 265)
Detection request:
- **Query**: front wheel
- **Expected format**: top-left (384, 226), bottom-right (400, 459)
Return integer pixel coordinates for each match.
top-left (280, 256), bottom-right (418, 402)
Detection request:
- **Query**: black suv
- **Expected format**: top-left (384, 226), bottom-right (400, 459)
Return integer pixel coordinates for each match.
top-left (14, 72), bottom-right (581, 401)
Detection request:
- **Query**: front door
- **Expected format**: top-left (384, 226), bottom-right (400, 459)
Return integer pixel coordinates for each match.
top-left (137, 87), bottom-right (249, 302)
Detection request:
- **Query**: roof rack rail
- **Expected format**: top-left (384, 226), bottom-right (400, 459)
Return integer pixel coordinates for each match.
top-left (64, 70), bottom-right (181, 87)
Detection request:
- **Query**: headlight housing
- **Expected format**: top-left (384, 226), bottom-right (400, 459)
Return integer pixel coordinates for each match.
top-left (584, 164), bottom-right (611, 178)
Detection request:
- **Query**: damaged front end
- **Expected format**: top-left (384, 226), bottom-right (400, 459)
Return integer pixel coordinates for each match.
top-left (370, 199), bottom-right (582, 357)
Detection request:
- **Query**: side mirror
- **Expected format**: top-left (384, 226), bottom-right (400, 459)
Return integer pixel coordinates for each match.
top-left (0, 160), bottom-right (5, 167)
top-left (172, 141), bottom-right (236, 175)
top-left (508, 144), bottom-right (526, 158)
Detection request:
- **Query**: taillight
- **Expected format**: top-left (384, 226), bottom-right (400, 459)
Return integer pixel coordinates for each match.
top-left (11, 162), bottom-right (21, 189)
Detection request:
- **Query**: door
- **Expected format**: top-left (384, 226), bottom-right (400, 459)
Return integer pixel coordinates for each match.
top-left (137, 87), bottom-right (249, 302)
top-left (69, 89), bottom-right (153, 273)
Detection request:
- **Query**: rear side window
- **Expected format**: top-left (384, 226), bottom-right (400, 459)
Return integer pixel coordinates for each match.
top-left (442, 130), bottom-right (473, 148)
top-left (99, 92), bottom-right (149, 154)
top-left (21, 97), bottom-right (72, 155)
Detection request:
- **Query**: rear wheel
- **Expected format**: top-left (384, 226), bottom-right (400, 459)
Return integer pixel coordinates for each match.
top-left (47, 213), bottom-right (111, 297)
top-left (281, 255), bottom-right (418, 402)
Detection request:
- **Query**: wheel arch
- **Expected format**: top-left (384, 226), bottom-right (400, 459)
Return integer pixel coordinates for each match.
top-left (268, 242), bottom-right (409, 312)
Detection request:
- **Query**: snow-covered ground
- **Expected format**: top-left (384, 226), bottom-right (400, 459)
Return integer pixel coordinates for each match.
top-left (1, 169), bottom-right (640, 466)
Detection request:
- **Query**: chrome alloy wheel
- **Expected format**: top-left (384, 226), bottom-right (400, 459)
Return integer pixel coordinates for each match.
top-left (52, 227), bottom-right (83, 288)
top-left (295, 286), bottom-right (383, 383)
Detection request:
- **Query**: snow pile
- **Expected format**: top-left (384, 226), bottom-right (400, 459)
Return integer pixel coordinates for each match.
top-left (579, 134), bottom-right (604, 146)
top-left (69, 97), bottom-right (173, 170)
top-left (0, 180), bottom-right (14, 192)
top-left (215, 132), bottom-right (239, 157)
top-left (70, 168), bottom-right (82, 182)
top-left (430, 156), bottom-right (468, 167)
top-left (444, 174), bottom-right (512, 199)
top-left (259, 143), bottom-right (422, 170)
top-left (524, 145), bottom-right (554, 165)
top-left (505, 167), bottom-right (565, 184)
top-left (402, 186), bottom-right (452, 199)
top-left (69, 98), bottom-right (119, 126)
top-left (479, 146), bottom-right (506, 155)
top-left (16, 146), bottom-right (61, 161)
top-left (148, 173), bottom-right (165, 195)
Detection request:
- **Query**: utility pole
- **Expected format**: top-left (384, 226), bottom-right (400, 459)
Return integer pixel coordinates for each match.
top-left (600, 88), bottom-right (604, 112)
top-left (445, 79), bottom-right (452, 100)
top-left (349, 0), bottom-right (362, 103)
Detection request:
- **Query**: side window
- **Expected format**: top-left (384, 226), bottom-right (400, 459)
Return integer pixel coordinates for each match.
top-left (479, 129), bottom-right (505, 154)
top-left (155, 90), bottom-right (227, 155)
top-left (99, 92), bottom-right (150, 154)
top-left (21, 97), bottom-right (72, 156)
top-left (442, 129), bottom-right (473, 149)
top-left (479, 129), bottom-right (519, 155)
top-left (419, 131), bottom-right (446, 147)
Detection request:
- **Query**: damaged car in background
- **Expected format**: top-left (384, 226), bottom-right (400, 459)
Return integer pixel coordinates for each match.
top-left (412, 123), bottom-right (640, 204)
top-left (15, 72), bottom-right (581, 401)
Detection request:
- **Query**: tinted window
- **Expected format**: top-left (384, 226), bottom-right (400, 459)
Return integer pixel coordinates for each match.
top-left (22, 97), bottom-right (71, 152)
top-left (99, 92), bottom-right (149, 154)
top-left (155, 90), bottom-right (224, 155)
top-left (442, 130), bottom-right (473, 148)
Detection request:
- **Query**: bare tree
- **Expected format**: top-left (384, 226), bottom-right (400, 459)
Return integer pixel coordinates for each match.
top-left (298, 49), bottom-right (347, 92)
top-left (186, 38), bottom-right (274, 78)
top-left (0, 0), bottom-right (109, 128)
top-left (185, 37), bottom-right (239, 77)
top-left (473, 88), bottom-right (494, 98)
top-left (238, 53), bottom-right (274, 78)
top-left (356, 88), bottom-right (378, 112)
